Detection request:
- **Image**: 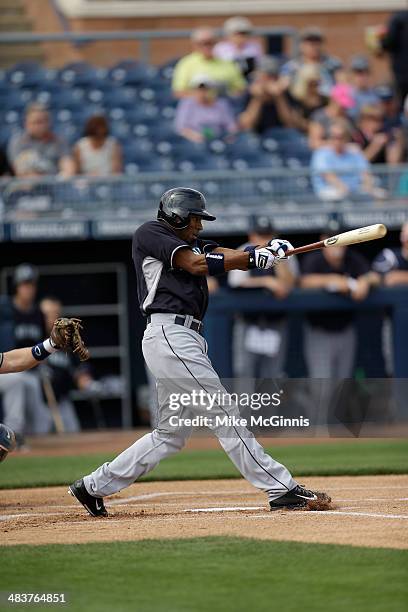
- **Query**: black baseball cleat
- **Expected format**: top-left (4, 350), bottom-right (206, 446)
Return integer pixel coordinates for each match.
top-left (269, 484), bottom-right (331, 510)
top-left (68, 479), bottom-right (108, 517)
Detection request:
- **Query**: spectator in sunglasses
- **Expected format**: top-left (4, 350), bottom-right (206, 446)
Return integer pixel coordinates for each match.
top-left (214, 16), bottom-right (263, 79)
top-left (172, 27), bottom-right (246, 98)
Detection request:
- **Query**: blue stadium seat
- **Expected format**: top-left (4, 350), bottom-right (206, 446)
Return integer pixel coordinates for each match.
top-left (108, 60), bottom-right (158, 86)
top-left (6, 62), bottom-right (56, 88)
top-left (0, 89), bottom-right (32, 111)
top-left (148, 122), bottom-right (177, 142)
top-left (262, 127), bottom-right (305, 142)
top-left (103, 87), bottom-right (138, 109)
top-left (58, 62), bottom-right (107, 86)
top-left (158, 57), bottom-right (181, 81)
top-left (122, 105), bottom-right (159, 124)
top-left (48, 89), bottom-right (86, 110)
top-left (123, 140), bottom-right (155, 164)
top-left (0, 124), bottom-right (20, 147)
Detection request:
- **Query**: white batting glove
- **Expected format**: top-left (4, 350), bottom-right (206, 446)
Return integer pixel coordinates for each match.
top-left (254, 246), bottom-right (277, 270)
top-left (267, 239), bottom-right (294, 259)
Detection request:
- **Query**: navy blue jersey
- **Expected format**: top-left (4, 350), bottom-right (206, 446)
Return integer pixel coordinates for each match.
top-left (132, 220), bottom-right (218, 319)
top-left (372, 247), bottom-right (408, 274)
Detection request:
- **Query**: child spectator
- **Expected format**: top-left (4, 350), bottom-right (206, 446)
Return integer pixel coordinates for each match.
top-left (349, 55), bottom-right (380, 119)
top-left (239, 56), bottom-right (294, 134)
top-left (8, 103), bottom-right (75, 178)
top-left (309, 83), bottom-right (355, 149)
top-left (214, 16), bottom-right (263, 79)
top-left (73, 115), bottom-right (123, 176)
top-left (175, 74), bottom-right (237, 143)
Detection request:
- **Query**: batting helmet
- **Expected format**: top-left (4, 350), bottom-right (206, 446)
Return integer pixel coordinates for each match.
top-left (157, 187), bottom-right (216, 230)
top-left (0, 423), bottom-right (16, 463)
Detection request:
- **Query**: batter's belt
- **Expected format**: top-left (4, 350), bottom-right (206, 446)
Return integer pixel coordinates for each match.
top-left (146, 313), bottom-right (203, 335)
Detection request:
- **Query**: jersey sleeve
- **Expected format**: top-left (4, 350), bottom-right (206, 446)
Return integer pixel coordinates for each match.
top-left (134, 222), bottom-right (190, 269)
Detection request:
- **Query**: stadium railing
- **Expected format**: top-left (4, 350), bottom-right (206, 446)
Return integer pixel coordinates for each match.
top-left (0, 164), bottom-right (407, 238)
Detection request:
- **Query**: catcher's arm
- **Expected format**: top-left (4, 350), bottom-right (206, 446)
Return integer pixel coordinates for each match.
top-left (0, 318), bottom-right (90, 375)
top-left (0, 347), bottom-right (41, 374)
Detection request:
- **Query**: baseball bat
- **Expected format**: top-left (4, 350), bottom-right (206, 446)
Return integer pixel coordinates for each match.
top-left (286, 224), bottom-right (387, 256)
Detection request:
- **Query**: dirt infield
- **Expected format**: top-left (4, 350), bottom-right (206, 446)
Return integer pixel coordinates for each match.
top-left (1, 475), bottom-right (407, 549)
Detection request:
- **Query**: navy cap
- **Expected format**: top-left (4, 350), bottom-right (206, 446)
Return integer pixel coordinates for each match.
top-left (351, 55), bottom-right (370, 72)
top-left (249, 215), bottom-right (275, 235)
top-left (13, 263), bottom-right (39, 286)
top-left (375, 84), bottom-right (394, 100)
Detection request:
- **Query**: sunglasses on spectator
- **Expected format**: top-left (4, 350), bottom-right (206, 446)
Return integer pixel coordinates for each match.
top-left (198, 40), bottom-right (216, 46)
top-left (331, 133), bottom-right (346, 140)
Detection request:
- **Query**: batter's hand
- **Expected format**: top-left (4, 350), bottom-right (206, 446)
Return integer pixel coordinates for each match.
top-left (267, 239), bottom-right (294, 259)
top-left (254, 246), bottom-right (278, 270)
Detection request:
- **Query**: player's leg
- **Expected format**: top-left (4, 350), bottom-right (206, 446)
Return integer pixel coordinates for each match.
top-left (159, 324), bottom-right (296, 499)
top-left (78, 323), bottom-right (193, 501)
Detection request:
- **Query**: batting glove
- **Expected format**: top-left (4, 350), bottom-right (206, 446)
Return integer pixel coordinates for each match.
top-left (254, 246), bottom-right (277, 270)
top-left (267, 239), bottom-right (294, 259)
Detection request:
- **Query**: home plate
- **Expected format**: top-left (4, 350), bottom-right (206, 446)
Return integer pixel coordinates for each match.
top-left (185, 506), bottom-right (265, 513)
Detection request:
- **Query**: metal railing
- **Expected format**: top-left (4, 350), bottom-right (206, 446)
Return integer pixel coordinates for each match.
top-left (0, 27), bottom-right (298, 66)
top-left (0, 165), bottom-right (407, 237)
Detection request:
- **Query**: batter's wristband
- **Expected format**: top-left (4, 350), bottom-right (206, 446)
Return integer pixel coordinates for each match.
top-left (244, 246), bottom-right (256, 269)
top-left (205, 252), bottom-right (225, 276)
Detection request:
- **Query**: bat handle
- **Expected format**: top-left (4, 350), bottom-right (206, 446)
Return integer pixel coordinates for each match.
top-left (286, 240), bottom-right (325, 256)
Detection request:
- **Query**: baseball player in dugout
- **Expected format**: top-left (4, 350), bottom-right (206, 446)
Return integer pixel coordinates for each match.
top-left (0, 316), bottom-right (89, 462)
top-left (69, 187), bottom-right (331, 516)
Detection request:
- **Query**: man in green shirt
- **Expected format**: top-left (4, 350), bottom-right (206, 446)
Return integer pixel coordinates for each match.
top-left (172, 27), bottom-right (246, 98)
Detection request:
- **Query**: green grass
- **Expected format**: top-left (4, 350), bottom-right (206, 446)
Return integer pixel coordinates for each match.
top-left (0, 538), bottom-right (407, 612)
top-left (1, 439), bottom-right (407, 489)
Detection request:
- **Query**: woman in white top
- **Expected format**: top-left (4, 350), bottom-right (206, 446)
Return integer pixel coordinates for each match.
top-left (73, 115), bottom-right (123, 175)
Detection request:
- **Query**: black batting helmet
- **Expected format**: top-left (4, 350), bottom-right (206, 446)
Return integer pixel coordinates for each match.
top-left (157, 187), bottom-right (216, 230)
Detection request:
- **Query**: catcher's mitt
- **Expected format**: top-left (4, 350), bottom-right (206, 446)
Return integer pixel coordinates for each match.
top-left (0, 424), bottom-right (16, 463)
top-left (50, 317), bottom-right (90, 362)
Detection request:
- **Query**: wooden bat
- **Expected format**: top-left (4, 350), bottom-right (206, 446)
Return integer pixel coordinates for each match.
top-left (286, 224), bottom-right (387, 256)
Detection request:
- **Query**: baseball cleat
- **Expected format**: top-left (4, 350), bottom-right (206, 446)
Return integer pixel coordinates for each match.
top-left (269, 484), bottom-right (331, 510)
top-left (68, 478), bottom-right (108, 517)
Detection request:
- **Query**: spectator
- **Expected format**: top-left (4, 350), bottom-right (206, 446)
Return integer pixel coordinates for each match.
top-left (311, 120), bottom-right (383, 201)
top-left (308, 83), bottom-right (355, 149)
top-left (352, 104), bottom-right (404, 165)
top-left (40, 297), bottom-right (81, 433)
top-left (372, 222), bottom-right (408, 287)
top-left (73, 115), bottom-right (123, 176)
top-left (228, 215), bottom-right (297, 384)
top-left (214, 16), bottom-right (263, 79)
top-left (239, 56), bottom-right (294, 134)
top-left (381, 10), bottom-right (408, 108)
top-left (2, 264), bottom-right (52, 441)
top-left (289, 64), bottom-right (328, 132)
top-left (376, 86), bottom-right (406, 162)
top-left (175, 74), bottom-right (237, 143)
top-left (300, 236), bottom-right (371, 380)
top-left (172, 27), bottom-right (246, 98)
top-left (7, 103), bottom-right (75, 178)
top-left (349, 55), bottom-right (380, 118)
top-left (281, 27), bottom-right (340, 92)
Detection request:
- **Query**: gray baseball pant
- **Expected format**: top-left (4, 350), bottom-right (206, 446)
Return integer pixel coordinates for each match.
top-left (84, 315), bottom-right (296, 500)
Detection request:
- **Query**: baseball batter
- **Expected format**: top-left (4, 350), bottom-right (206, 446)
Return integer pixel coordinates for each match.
top-left (69, 188), bottom-right (330, 516)
top-left (0, 318), bottom-right (89, 461)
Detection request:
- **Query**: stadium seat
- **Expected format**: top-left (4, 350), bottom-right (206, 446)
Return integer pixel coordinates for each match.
top-left (103, 87), bottom-right (139, 109)
top-left (158, 57), bottom-right (181, 81)
top-left (0, 89), bottom-right (32, 111)
top-left (6, 62), bottom-right (57, 88)
top-left (48, 89), bottom-right (86, 111)
top-left (108, 60), bottom-right (158, 86)
top-left (58, 62), bottom-right (107, 86)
